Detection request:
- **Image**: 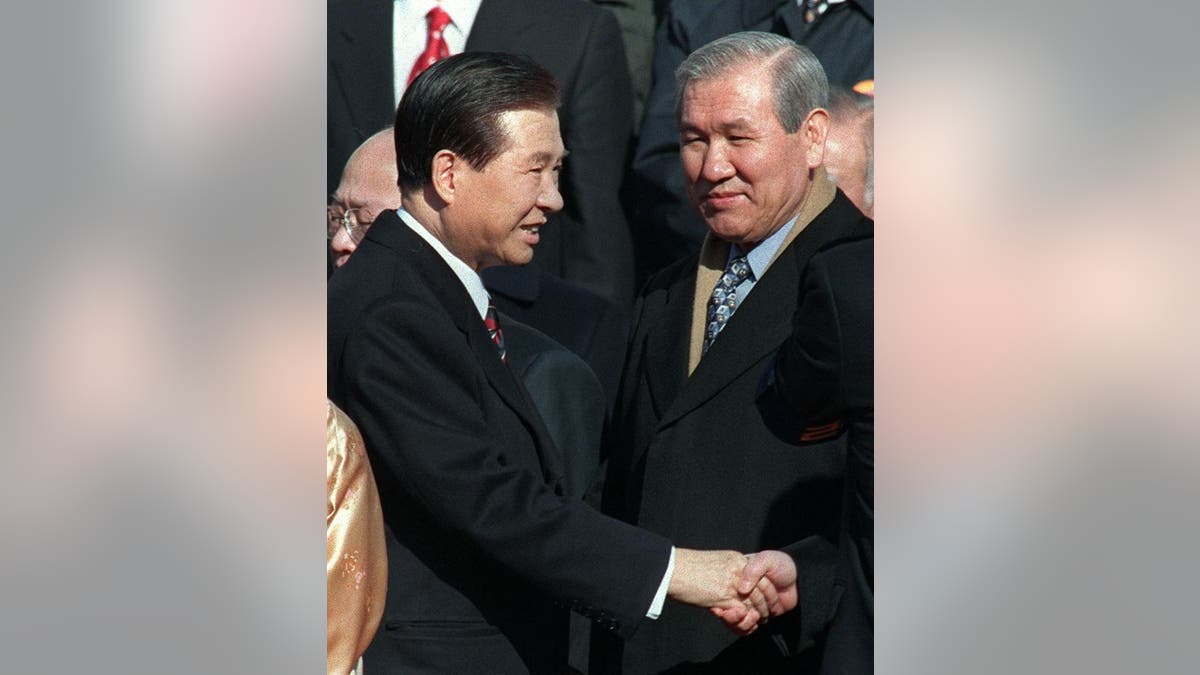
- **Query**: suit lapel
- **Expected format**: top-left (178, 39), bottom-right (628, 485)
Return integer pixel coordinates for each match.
top-left (657, 254), bottom-right (799, 431)
top-left (643, 272), bottom-right (695, 418)
top-left (472, 327), bottom-right (566, 481)
top-left (329, 0), bottom-right (395, 140)
top-left (774, 0), bottom-right (807, 40)
top-left (372, 212), bottom-right (565, 481)
top-left (656, 192), bottom-right (873, 431)
top-left (464, 0), bottom-right (538, 51)
top-left (742, 0), bottom-right (803, 37)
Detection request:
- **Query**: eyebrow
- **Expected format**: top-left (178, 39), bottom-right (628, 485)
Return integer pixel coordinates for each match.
top-left (529, 149), bottom-right (569, 164)
top-left (720, 117), bottom-right (757, 133)
top-left (679, 117), bottom-right (759, 134)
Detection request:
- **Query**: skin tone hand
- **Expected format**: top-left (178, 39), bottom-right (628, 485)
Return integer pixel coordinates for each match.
top-left (668, 548), bottom-right (771, 632)
top-left (710, 550), bottom-right (799, 635)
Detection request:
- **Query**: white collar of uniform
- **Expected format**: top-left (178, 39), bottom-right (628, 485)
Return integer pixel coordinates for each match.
top-left (396, 207), bottom-right (490, 320)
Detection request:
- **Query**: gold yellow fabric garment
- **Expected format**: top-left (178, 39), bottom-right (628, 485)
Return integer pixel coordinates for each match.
top-left (327, 401), bottom-right (387, 675)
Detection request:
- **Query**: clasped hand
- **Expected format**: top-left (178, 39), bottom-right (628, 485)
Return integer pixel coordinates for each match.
top-left (668, 549), bottom-right (798, 634)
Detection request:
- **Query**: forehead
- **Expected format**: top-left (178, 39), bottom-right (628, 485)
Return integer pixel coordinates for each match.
top-left (680, 66), bottom-right (776, 128)
top-left (495, 108), bottom-right (565, 157)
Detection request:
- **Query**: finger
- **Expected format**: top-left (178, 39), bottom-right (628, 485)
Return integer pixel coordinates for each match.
top-left (742, 583), bottom-right (769, 618)
top-left (757, 575), bottom-right (780, 614)
top-left (717, 608), bottom-right (756, 636)
top-left (738, 555), bottom-right (766, 594)
top-left (712, 604), bottom-right (746, 624)
top-left (735, 608), bottom-right (761, 633)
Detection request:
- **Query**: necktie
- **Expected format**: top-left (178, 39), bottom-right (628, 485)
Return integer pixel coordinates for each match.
top-left (804, 0), bottom-right (830, 24)
top-left (484, 299), bottom-right (507, 364)
top-left (703, 255), bottom-right (752, 354)
top-left (408, 6), bottom-right (452, 86)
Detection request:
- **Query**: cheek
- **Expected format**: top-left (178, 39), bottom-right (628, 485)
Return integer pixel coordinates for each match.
top-left (679, 148), bottom-right (702, 178)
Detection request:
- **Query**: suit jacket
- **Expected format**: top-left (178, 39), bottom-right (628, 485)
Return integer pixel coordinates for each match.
top-left (759, 236), bottom-right (874, 675)
top-left (630, 0), bottom-right (874, 277)
top-left (328, 210), bottom-right (671, 674)
top-left (596, 192), bottom-right (872, 674)
top-left (329, 0), bottom-right (637, 306)
top-left (502, 314), bottom-right (607, 498)
top-left (483, 264), bottom-right (630, 414)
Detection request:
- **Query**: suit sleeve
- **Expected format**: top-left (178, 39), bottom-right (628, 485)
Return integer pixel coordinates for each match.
top-left (628, 6), bottom-right (710, 265)
top-left (342, 297), bottom-right (671, 637)
top-left (770, 248), bottom-right (874, 655)
top-left (559, 8), bottom-right (637, 305)
top-left (755, 255), bottom-right (846, 446)
top-left (774, 256), bottom-right (845, 424)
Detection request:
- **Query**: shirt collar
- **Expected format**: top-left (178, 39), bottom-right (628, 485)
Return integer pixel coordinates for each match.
top-left (730, 213), bottom-right (801, 281)
top-left (396, 208), bottom-right (490, 320)
top-left (399, 0), bottom-right (482, 33)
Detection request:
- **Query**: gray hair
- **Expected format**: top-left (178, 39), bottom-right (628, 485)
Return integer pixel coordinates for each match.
top-left (674, 31), bottom-right (829, 133)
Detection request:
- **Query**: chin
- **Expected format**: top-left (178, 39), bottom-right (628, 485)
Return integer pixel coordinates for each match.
top-left (706, 220), bottom-right (753, 243)
top-left (503, 250), bottom-right (536, 267)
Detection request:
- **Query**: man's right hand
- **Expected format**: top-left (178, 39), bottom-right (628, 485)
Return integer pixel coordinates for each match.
top-left (667, 548), bottom-right (768, 633)
top-left (709, 549), bottom-right (799, 634)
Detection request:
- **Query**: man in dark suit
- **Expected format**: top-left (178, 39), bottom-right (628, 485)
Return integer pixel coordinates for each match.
top-left (630, 0), bottom-right (873, 276)
top-left (328, 52), bottom-right (777, 674)
top-left (328, 128), bottom-right (619, 488)
top-left (597, 33), bottom-right (873, 674)
top-left (329, 0), bottom-right (637, 306)
top-left (748, 235), bottom-right (874, 674)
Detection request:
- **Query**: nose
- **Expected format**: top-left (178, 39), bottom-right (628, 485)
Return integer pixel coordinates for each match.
top-left (700, 142), bottom-right (736, 183)
top-left (329, 228), bottom-right (358, 265)
top-left (537, 175), bottom-right (564, 213)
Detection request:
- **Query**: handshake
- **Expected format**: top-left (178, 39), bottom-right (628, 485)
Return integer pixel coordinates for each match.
top-left (667, 548), bottom-right (798, 634)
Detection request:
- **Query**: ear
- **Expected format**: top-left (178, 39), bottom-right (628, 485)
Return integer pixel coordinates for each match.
top-left (430, 149), bottom-right (460, 204)
top-left (801, 108), bottom-right (830, 169)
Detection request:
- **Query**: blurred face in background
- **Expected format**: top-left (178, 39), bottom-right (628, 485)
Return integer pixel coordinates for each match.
top-left (328, 130), bottom-right (401, 268)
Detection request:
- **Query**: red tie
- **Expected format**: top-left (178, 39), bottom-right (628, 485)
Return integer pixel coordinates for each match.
top-left (408, 6), bottom-right (452, 86)
top-left (484, 299), bottom-right (507, 364)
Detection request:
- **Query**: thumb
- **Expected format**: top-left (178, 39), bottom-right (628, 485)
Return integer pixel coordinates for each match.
top-left (738, 555), bottom-right (765, 594)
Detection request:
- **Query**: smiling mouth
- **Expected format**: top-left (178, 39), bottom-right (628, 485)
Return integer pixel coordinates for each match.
top-left (703, 192), bottom-right (745, 207)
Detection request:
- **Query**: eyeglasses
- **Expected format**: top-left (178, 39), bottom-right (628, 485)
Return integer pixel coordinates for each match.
top-left (326, 205), bottom-right (375, 243)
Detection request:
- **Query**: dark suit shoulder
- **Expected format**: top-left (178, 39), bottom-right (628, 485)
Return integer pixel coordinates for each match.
top-left (662, 0), bottom-right (739, 33)
top-left (500, 316), bottom-right (576, 372)
top-left (811, 233), bottom-right (878, 271)
top-left (638, 252), bottom-right (699, 298)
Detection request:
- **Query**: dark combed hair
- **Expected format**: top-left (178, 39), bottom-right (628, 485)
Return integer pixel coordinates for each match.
top-left (394, 52), bottom-right (560, 192)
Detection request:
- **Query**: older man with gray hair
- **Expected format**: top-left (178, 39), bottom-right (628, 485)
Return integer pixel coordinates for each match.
top-left (598, 31), bottom-right (873, 674)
